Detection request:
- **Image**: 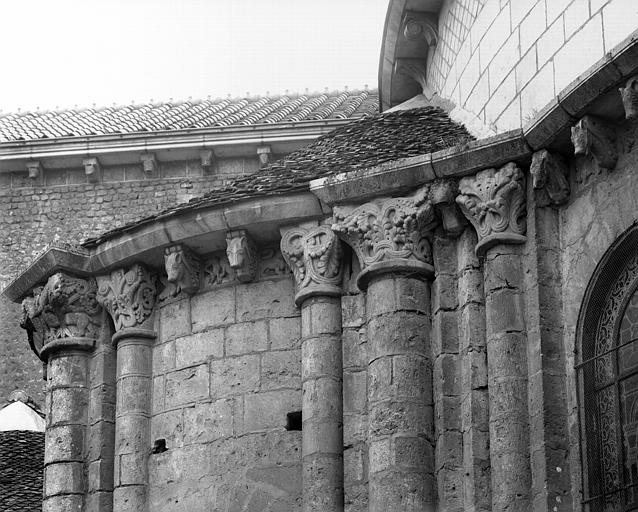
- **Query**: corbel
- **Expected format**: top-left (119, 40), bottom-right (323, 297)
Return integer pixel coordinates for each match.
top-left (570, 115), bottom-right (617, 170)
top-left (620, 75), bottom-right (638, 120)
top-left (429, 180), bottom-right (465, 236)
top-left (82, 157), bottom-right (101, 183)
top-left (26, 161), bottom-right (42, 180)
top-left (257, 146), bottom-right (271, 168)
top-left (159, 244), bottom-right (201, 301)
top-left (402, 11), bottom-right (438, 46)
top-left (226, 229), bottom-right (258, 283)
top-left (200, 149), bottom-right (216, 173)
top-left (140, 152), bottom-right (158, 178)
top-left (530, 149), bottom-right (570, 207)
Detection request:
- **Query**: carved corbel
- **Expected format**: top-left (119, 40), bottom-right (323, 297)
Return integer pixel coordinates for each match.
top-left (159, 245), bottom-right (201, 301)
top-left (20, 274), bottom-right (102, 360)
top-left (429, 180), bottom-right (466, 236)
top-left (226, 230), bottom-right (258, 283)
top-left (620, 75), bottom-right (638, 120)
top-left (257, 146), bottom-right (271, 168)
top-left (332, 187), bottom-right (436, 288)
top-left (530, 149), bottom-right (570, 207)
top-left (26, 161), bottom-right (42, 180)
top-left (280, 225), bottom-right (344, 304)
top-left (571, 115), bottom-right (617, 170)
top-left (83, 157), bottom-right (101, 183)
top-left (200, 149), bottom-right (216, 173)
top-left (140, 153), bottom-right (158, 178)
top-left (96, 264), bottom-right (158, 332)
top-left (456, 163), bottom-right (526, 255)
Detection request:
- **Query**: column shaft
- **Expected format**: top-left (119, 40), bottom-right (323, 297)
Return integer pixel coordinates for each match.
top-left (43, 347), bottom-right (90, 512)
top-left (113, 329), bottom-right (154, 512)
top-left (366, 274), bottom-right (434, 512)
top-left (484, 244), bottom-right (531, 512)
top-left (301, 296), bottom-right (344, 512)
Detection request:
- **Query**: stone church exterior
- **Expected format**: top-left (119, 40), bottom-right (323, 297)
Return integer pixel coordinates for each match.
top-left (3, 0), bottom-right (638, 511)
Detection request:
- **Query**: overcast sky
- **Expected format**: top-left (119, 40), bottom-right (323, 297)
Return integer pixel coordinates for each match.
top-left (0, 0), bottom-right (388, 113)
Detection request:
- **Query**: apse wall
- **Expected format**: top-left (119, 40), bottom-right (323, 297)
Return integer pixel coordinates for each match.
top-left (428, 0), bottom-right (638, 132)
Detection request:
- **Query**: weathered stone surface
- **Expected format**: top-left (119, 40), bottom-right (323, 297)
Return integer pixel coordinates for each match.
top-left (183, 399), bottom-right (233, 444)
top-left (226, 320), bottom-right (269, 355)
top-left (261, 350), bottom-right (301, 390)
top-left (175, 329), bottom-right (224, 367)
top-left (241, 390), bottom-right (301, 433)
top-left (269, 316), bottom-right (302, 350)
top-left (210, 355), bottom-right (260, 398)
top-left (165, 365), bottom-right (209, 407)
top-left (191, 287), bottom-right (235, 331)
top-left (159, 299), bottom-right (191, 341)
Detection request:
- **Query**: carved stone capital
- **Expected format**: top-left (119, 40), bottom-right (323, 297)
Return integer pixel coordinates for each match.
top-left (571, 115), bottom-right (617, 170)
top-left (96, 264), bottom-right (158, 333)
top-left (530, 149), bottom-right (570, 207)
top-left (332, 187), bottom-right (436, 288)
top-left (429, 180), bottom-right (466, 236)
top-left (620, 75), bottom-right (638, 120)
top-left (226, 230), bottom-right (258, 283)
top-left (159, 245), bottom-right (201, 301)
top-left (456, 163), bottom-right (526, 255)
top-left (280, 225), bottom-right (344, 304)
top-left (21, 273), bottom-right (102, 360)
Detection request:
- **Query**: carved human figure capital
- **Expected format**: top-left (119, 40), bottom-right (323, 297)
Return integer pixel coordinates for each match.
top-left (96, 264), bottom-right (158, 332)
top-left (456, 163), bottom-right (526, 255)
top-left (21, 273), bottom-right (102, 359)
top-left (159, 244), bottom-right (201, 301)
top-left (281, 225), bottom-right (344, 304)
top-left (332, 187), bottom-right (436, 288)
top-left (226, 230), bottom-right (258, 283)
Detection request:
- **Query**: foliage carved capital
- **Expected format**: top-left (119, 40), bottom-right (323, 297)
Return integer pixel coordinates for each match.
top-left (280, 225), bottom-right (344, 304)
top-left (332, 187), bottom-right (436, 287)
top-left (456, 163), bottom-right (526, 255)
top-left (96, 264), bottom-right (158, 332)
top-left (226, 230), bottom-right (258, 283)
top-left (21, 273), bottom-right (102, 359)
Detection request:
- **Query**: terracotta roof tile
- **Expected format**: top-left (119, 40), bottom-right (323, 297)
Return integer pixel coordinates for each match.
top-left (83, 106), bottom-right (473, 247)
top-left (0, 90), bottom-right (378, 143)
top-left (0, 431), bottom-right (44, 511)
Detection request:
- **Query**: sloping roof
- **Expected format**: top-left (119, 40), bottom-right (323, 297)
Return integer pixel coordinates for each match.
top-left (0, 90), bottom-right (378, 142)
top-left (0, 430), bottom-right (44, 511)
top-left (0, 402), bottom-right (45, 432)
top-left (84, 106), bottom-right (473, 246)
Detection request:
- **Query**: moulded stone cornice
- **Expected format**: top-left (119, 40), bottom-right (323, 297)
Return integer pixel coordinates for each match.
top-left (530, 149), bottom-right (570, 207)
top-left (332, 187), bottom-right (436, 288)
top-left (226, 230), bottom-right (258, 283)
top-left (159, 244), bottom-right (201, 301)
top-left (570, 115), bottom-right (617, 170)
top-left (96, 264), bottom-right (158, 332)
top-left (21, 273), bottom-right (101, 359)
top-left (280, 225), bottom-right (344, 304)
top-left (456, 163), bottom-right (527, 255)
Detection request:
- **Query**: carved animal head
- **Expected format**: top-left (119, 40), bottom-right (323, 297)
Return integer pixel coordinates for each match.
top-left (620, 76), bottom-right (638, 120)
top-left (226, 235), bottom-right (248, 269)
top-left (165, 247), bottom-right (185, 283)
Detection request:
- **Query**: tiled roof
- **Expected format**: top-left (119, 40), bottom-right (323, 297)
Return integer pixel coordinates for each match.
top-left (84, 106), bottom-right (473, 246)
top-left (0, 430), bottom-right (44, 511)
top-left (0, 90), bottom-right (378, 142)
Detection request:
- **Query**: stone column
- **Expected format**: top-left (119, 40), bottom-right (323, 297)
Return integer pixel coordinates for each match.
top-left (97, 264), bottom-right (158, 512)
top-left (22, 273), bottom-right (103, 512)
top-left (333, 189), bottom-right (437, 512)
top-left (457, 163), bottom-right (532, 512)
top-left (281, 224), bottom-right (345, 512)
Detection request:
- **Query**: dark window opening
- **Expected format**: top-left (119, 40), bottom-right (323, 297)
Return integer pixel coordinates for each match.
top-left (286, 411), bottom-right (302, 431)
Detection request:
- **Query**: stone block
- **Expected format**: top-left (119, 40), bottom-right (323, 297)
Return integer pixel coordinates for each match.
top-left (486, 289), bottom-right (525, 335)
top-left (368, 471), bottom-right (435, 510)
top-left (432, 310), bottom-right (459, 355)
top-left (241, 390), bottom-right (301, 433)
top-left (183, 399), bottom-right (233, 444)
top-left (343, 370), bottom-right (367, 414)
top-left (151, 409), bottom-right (184, 449)
top-left (44, 461), bottom-right (83, 496)
top-left (262, 349), bottom-right (301, 390)
top-left (537, 16), bottom-right (565, 66)
top-left (394, 277), bottom-right (430, 314)
top-left (89, 348), bottom-right (116, 388)
top-left (342, 328), bottom-right (367, 369)
top-left (368, 312), bottom-right (430, 359)
top-left (49, 388), bottom-right (88, 426)
top-left (302, 378), bottom-right (342, 422)
top-left (114, 415), bottom-right (147, 455)
top-left (484, 253), bottom-right (522, 292)
top-left (117, 341), bottom-right (152, 377)
top-left (437, 395), bottom-right (462, 433)
top-left (343, 412), bottom-right (368, 445)
top-left (434, 354), bottom-right (460, 397)
top-left (89, 384), bottom-right (115, 424)
top-left (175, 329), bottom-right (224, 367)
top-left (88, 459), bottom-right (114, 492)
top-left (85, 491), bottom-right (113, 512)
top-left (113, 485), bottom-right (146, 511)
top-left (302, 336), bottom-right (340, 380)
top-left (43, 495), bottom-right (83, 512)
top-left (88, 420), bottom-right (115, 462)
top-left (269, 316), bottom-right (301, 350)
top-left (191, 288), bottom-right (235, 332)
top-left (302, 424), bottom-right (343, 456)
top-left (226, 320), bottom-right (268, 355)
top-left (368, 357), bottom-right (392, 404)
top-left (301, 298), bottom-right (342, 337)
top-left (48, 353), bottom-right (88, 388)
top-left (165, 364), bottom-right (209, 407)
top-left (45, 425), bottom-right (85, 463)
top-left (118, 375), bottom-right (151, 414)
top-left (341, 294), bottom-right (366, 328)
top-left (210, 355), bottom-right (260, 398)
top-left (369, 402), bottom-right (433, 441)
top-left (459, 303), bottom-right (486, 351)
top-left (432, 274), bottom-right (457, 313)
top-left (153, 376), bottom-right (164, 412)
top-left (458, 269), bottom-right (484, 306)
top-left (153, 341), bottom-right (175, 375)
top-left (236, 279), bottom-right (296, 322)
top-left (160, 298), bottom-right (191, 341)
top-left (344, 445), bottom-right (367, 482)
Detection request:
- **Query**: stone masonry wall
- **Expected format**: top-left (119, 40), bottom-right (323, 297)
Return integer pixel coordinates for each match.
top-left (429, 0), bottom-right (638, 132)
top-left (149, 253), bottom-right (304, 511)
top-left (0, 156), bottom-right (259, 408)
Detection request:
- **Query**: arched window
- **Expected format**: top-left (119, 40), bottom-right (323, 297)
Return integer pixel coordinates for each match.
top-left (578, 226), bottom-right (638, 511)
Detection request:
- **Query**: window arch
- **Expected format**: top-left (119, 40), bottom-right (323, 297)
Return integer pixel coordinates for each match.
top-left (578, 225), bottom-right (638, 511)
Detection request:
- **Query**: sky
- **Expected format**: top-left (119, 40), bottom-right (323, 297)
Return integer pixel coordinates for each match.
top-left (0, 0), bottom-right (389, 113)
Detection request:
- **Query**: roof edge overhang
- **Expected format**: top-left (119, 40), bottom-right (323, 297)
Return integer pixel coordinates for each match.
top-left (0, 118), bottom-right (359, 172)
top-left (379, 0), bottom-right (443, 112)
